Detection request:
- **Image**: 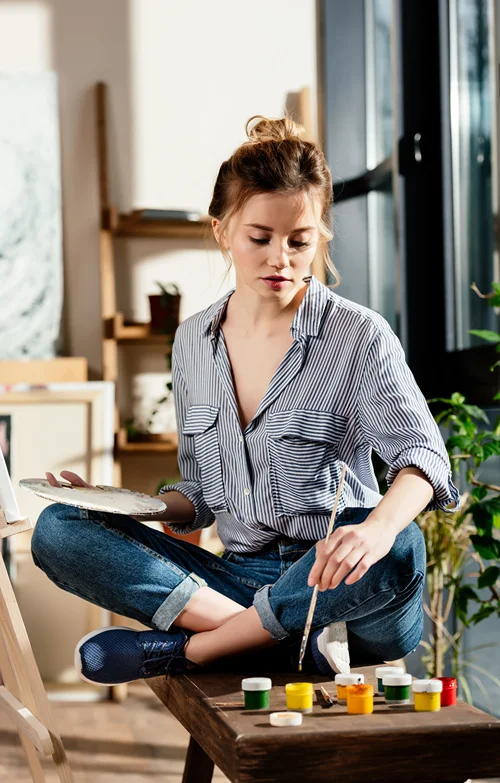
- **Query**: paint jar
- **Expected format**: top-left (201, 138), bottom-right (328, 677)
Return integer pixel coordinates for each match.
top-left (285, 682), bottom-right (314, 713)
top-left (241, 677), bottom-right (272, 710)
top-left (346, 684), bottom-right (374, 715)
top-left (269, 711), bottom-right (303, 727)
top-left (335, 673), bottom-right (365, 703)
top-left (382, 673), bottom-right (412, 705)
top-left (412, 679), bottom-right (443, 712)
top-left (436, 677), bottom-right (457, 707)
top-left (375, 665), bottom-right (405, 695)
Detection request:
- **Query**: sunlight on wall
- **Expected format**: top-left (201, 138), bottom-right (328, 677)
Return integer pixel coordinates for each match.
top-left (0, 2), bottom-right (52, 70)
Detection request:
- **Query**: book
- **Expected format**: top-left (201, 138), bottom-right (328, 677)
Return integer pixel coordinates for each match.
top-left (132, 208), bottom-right (202, 222)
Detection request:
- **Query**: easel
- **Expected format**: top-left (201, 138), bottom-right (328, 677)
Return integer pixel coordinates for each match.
top-left (0, 505), bottom-right (73, 781)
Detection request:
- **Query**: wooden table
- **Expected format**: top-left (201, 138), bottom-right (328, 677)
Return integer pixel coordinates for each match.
top-left (148, 666), bottom-right (500, 783)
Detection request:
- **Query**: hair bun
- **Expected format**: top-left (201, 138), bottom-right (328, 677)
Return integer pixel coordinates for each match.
top-left (245, 115), bottom-right (304, 144)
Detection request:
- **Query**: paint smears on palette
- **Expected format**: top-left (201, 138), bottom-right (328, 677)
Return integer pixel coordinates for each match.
top-left (19, 479), bottom-right (166, 516)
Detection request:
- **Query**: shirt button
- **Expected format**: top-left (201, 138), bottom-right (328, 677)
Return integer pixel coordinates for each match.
top-left (239, 435), bottom-right (244, 443)
top-left (243, 487), bottom-right (251, 496)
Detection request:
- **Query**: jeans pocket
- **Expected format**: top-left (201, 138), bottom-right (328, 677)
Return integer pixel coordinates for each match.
top-left (267, 409), bottom-right (349, 516)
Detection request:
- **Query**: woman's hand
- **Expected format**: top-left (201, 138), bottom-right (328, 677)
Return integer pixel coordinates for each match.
top-left (45, 471), bottom-right (96, 490)
top-left (308, 517), bottom-right (397, 591)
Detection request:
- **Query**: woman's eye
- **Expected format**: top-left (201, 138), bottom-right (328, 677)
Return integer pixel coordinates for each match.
top-left (249, 237), bottom-right (310, 248)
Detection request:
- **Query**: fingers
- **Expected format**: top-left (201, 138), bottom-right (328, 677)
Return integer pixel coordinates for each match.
top-left (59, 470), bottom-right (93, 488)
top-left (319, 542), bottom-right (355, 591)
top-left (45, 470), bottom-right (94, 489)
top-left (308, 526), bottom-right (373, 591)
top-left (344, 555), bottom-right (372, 586)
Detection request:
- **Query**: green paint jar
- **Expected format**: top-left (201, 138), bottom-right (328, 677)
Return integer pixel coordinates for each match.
top-left (242, 677), bottom-right (272, 710)
top-left (382, 673), bottom-right (412, 705)
top-left (375, 666), bottom-right (404, 695)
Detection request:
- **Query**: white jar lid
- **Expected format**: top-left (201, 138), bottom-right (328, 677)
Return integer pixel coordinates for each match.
top-left (412, 679), bottom-right (443, 693)
top-left (335, 673), bottom-right (365, 686)
top-left (242, 677), bottom-right (272, 691)
top-left (382, 673), bottom-right (412, 686)
top-left (270, 711), bottom-right (303, 727)
top-left (375, 666), bottom-right (405, 678)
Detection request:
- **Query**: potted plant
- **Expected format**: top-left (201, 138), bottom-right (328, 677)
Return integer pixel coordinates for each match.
top-left (416, 280), bottom-right (500, 705)
top-left (149, 282), bottom-right (181, 333)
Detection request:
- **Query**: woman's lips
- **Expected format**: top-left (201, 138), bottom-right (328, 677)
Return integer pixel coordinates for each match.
top-left (262, 277), bottom-right (291, 289)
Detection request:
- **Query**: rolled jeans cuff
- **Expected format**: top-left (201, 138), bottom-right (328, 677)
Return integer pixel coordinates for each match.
top-left (253, 584), bottom-right (289, 641)
top-left (151, 572), bottom-right (206, 631)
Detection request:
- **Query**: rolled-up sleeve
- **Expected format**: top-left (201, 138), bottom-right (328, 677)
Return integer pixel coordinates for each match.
top-left (158, 340), bottom-right (215, 534)
top-left (357, 325), bottom-right (461, 514)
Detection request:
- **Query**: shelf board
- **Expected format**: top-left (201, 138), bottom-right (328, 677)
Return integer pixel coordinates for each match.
top-left (105, 314), bottom-right (175, 345)
top-left (117, 322), bottom-right (173, 345)
top-left (114, 212), bottom-right (211, 239)
top-left (116, 428), bottom-right (178, 453)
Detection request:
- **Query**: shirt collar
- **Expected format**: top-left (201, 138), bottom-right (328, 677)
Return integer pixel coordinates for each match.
top-left (200, 274), bottom-right (331, 339)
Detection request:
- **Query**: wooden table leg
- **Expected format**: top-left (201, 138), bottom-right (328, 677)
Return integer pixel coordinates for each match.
top-left (182, 736), bottom-right (214, 783)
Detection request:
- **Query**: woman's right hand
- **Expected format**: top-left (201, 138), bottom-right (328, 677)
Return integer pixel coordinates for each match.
top-left (45, 471), bottom-right (96, 489)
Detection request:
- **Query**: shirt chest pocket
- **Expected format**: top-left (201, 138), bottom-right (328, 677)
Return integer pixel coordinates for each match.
top-left (267, 409), bottom-right (348, 517)
top-left (183, 405), bottom-right (227, 511)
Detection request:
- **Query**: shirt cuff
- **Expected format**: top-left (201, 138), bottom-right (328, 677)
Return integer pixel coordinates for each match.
top-left (385, 447), bottom-right (461, 514)
top-left (158, 480), bottom-right (215, 534)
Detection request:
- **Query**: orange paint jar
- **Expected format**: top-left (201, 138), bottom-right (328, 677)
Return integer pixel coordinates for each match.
top-left (334, 673), bottom-right (365, 703)
top-left (346, 684), bottom-right (374, 715)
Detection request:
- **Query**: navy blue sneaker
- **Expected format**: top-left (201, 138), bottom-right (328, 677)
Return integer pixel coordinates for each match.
top-left (74, 626), bottom-right (190, 686)
top-left (311, 621), bottom-right (350, 676)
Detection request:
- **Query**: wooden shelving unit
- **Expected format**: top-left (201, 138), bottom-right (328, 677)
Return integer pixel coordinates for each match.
top-left (116, 428), bottom-right (178, 453)
top-left (95, 81), bottom-right (210, 464)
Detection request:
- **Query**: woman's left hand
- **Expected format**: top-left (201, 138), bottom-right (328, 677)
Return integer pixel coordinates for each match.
top-left (308, 517), bottom-right (397, 591)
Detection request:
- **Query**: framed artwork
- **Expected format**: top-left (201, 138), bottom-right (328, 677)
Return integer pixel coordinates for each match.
top-left (0, 383), bottom-right (114, 691)
top-left (0, 73), bottom-right (63, 359)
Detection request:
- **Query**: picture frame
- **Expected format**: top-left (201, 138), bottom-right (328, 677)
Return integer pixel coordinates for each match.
top-left (0, 382), bottom-right (114, 695)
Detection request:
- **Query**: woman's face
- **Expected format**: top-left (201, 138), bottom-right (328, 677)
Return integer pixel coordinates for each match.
top-left (213, 191), bottom-right (321, 298)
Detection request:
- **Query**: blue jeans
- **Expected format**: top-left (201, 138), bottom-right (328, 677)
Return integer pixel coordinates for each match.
top-left (30, 503), bottom-right (426, 670)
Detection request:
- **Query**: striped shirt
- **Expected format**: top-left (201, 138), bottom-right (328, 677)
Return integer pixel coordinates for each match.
top-left (159, 274), bottom-right (461, 552)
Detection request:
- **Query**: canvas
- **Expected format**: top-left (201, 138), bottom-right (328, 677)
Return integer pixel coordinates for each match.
top-left (0, 72), bottom-right (63, 359)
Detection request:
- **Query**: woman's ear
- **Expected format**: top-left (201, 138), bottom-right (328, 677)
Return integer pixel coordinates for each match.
top-left (212, 219), bottom-right (230, 251)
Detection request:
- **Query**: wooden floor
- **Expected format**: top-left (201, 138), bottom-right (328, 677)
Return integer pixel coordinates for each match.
top-left (0, 679), bottom-right (229, 782)
top-left (0, 679), bottom-right (498, 782)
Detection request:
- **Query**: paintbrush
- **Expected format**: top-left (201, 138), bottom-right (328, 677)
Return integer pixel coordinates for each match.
top-left (297, 463), bottom-right (347, 672)
top-left (320, 684), bottom-right (335, 707)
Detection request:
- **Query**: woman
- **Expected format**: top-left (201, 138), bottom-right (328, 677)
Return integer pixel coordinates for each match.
top-left (31, 116), bottom-right (460, 686)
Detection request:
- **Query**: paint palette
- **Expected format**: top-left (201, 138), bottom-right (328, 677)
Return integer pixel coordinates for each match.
top-left (18, 478), bottom-right (167, 516)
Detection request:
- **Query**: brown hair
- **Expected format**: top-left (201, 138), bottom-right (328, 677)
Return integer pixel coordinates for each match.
top-left (207, 114), bottom-right (340, 287)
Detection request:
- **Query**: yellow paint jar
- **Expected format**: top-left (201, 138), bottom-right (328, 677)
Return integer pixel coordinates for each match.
top-left (334, 673), bottom-right (365, 703)
top-left (412, 679), bottom-right (443, 712)
top-left (285, 682), bottom-right (314, 713)
top-left (346, 684), bottom-right (374, 715)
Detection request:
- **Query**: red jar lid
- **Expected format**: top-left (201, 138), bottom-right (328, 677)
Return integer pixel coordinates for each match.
top-left (436, 677), bottom-right (457, 690)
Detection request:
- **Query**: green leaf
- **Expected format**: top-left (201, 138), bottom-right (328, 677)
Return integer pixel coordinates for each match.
top-left (469, 329), bottom-right (500, 343)
top-left (483, 441), bottom-right (500, 459)
top-left (447, 435), bottom-right (473, 450)
top-left (478, 566), bottom-right (500, 589)
top-left (470, 605), bottom-right (496, 624)
top-left (470, 534), bottom-right (500, 560)
top-left (462, 404), bottom-right (491, 423)
top-left (472, 485), bottom-right (488, 502)
top-left (455, 585), bottom-right (481, 623)
top-left (494, 514), bottom-right (500, 529)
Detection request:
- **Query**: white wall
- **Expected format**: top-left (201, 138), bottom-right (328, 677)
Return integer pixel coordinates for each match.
top-left (0, 0), bottom-right (318, 421)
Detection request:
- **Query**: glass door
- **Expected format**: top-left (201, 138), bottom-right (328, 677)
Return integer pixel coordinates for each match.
top-left (446, 0), bottom-right (499, 349)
